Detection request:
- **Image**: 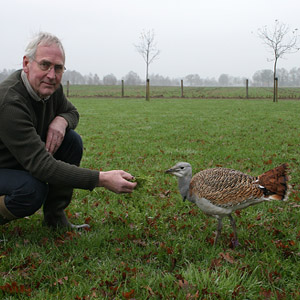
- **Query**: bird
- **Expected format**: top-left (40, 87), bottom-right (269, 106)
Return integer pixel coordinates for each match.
top-left (165, 162), bottom-right (290, 247)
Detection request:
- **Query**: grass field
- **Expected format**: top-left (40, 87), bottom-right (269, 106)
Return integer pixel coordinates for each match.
top-left (1, 97), bottom-right (300, 299)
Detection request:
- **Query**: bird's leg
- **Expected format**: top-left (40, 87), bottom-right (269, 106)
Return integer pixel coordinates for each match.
top-left (214, 217), bottom-right (223, 246)
top-left (229, 214), bottom-right (239, 247)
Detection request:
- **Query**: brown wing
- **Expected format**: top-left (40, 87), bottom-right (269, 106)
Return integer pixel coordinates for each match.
top-left (189, 168), bottom-right (264, 207)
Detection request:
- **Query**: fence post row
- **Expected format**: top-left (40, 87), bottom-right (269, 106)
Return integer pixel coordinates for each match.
top-left (65, 78), bottom-right (286, 100)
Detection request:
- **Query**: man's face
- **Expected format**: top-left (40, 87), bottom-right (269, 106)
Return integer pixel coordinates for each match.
top-left (23, 44), bottom-right (65, 99)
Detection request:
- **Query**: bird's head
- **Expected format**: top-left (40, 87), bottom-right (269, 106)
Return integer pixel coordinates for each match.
top-left (165, 162), bottom-right (192, 178)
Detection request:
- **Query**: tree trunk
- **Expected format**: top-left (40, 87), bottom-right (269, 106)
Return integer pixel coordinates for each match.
top-left (273, 59), bottom-right (278, 102)
top-left (146, 79), bottom-right (150, 101)
top-left (145, 51), bottom-right (149, 101)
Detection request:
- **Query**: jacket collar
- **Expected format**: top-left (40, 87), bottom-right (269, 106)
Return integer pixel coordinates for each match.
top-left (21, 71), bottom-right (50, 102)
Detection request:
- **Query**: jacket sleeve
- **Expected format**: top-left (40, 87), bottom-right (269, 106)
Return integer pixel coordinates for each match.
top-left (0, 98), bottom-right (99, 190)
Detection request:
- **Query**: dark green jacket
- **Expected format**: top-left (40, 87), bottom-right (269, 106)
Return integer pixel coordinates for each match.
top-left (0, 70), bottom-right (98, 190)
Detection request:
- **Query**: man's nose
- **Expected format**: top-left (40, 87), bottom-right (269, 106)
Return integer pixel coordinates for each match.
top-left (47, 67), bottom-right (56, 79)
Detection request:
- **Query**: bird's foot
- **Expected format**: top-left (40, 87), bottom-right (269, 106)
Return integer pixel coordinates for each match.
top-left (231, 239), bottom-right (239, 248)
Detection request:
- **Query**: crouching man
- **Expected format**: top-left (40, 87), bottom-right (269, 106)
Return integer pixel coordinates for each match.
top-left (0, 32), bottom-right (136, 228)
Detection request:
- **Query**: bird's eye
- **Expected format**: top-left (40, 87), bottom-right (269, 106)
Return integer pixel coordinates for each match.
top-left (180, 167), bottom-right (184, 170)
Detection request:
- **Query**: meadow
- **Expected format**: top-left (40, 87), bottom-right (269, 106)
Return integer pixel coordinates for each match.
top-left (0, 94), bottom-right (300, 299)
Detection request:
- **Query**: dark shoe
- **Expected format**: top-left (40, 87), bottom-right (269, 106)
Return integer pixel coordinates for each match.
top-left (69, 223), bottom-right (90, 229)
top-left (0, 215), bottom-right (9, 225)
top-left (43, 210), bottom-right (90, 230)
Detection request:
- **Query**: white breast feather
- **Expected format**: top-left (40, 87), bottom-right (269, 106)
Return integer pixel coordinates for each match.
top-left (194, 196), bottom-right (266, 217)
top-left (194, 197), bottom-right (232, 216)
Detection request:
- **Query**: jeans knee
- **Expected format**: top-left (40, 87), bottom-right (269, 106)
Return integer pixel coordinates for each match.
top-left (28, 180), bottom-right (48, 215)
top-left (6, 177), bottom-right (48, 218)
top-left (55, 130), bottom-right (83, 166)
top-left (72, 131), bottom-right (83, 160)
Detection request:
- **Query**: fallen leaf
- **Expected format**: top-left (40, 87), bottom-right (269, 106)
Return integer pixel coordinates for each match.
top-left (122, 289), bottom-right (135, 299)
top-left (264, 159), bottom-right (272, 165)
top-left (178, 279), bottom-right (191, 289)
top-left (219, 252), bottom-right (235, 264)
top-left (145, 286), bottom-right (155, 296)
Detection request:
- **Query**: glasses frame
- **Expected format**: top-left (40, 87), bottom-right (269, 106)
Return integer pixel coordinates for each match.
top-left (32, 58), bottom-right (66, 75)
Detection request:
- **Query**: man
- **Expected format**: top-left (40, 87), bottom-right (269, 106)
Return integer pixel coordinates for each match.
top-left (0, 32), bottom-right (136, 228)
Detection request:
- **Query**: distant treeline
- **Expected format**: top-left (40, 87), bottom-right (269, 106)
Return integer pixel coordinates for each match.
top-left (1, 67), bottom-right (300, 87)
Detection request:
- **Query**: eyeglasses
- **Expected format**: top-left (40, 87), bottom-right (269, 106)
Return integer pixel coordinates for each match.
top-left (32, 59), bottom-right (66, 74)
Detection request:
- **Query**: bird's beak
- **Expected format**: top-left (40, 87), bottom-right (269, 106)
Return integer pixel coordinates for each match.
top-left (165, 168), bottom-right (173, 174)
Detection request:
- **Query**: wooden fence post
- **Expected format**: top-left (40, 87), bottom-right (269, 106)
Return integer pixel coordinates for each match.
top-left (246, 79), bottom-right (249, 99)
top-left (275, 77), bottom-right (278, 102)
top-left (121, 80), bottom-right (124, 97)
top-left (181, 80), bottom-right (184, 98)
top-left (67, 80), bottom-right (70, 97)
top-left (146, 79), bottom-right (150, 101)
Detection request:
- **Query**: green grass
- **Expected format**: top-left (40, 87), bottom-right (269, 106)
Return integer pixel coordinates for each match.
top-left (65, 84), bottom-right (300, 100)
top-left (1, 98), bottom-right (300, 299)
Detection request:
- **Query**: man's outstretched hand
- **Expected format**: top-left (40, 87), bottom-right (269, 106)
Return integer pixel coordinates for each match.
top-left (98, 170), bottom-right (137, 193)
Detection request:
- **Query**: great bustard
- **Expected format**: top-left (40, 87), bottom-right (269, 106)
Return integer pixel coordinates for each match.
top-left (166, 162), bottom-right (290, 246)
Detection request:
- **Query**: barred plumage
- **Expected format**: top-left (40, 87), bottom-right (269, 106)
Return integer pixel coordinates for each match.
top-left (166, 162), bottom-right (290, 246)
top-left (190, 168), bottom-right (264, 207)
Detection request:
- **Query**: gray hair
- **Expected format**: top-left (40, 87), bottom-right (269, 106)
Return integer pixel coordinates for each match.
top-left (25, 32), bottom-right (65, 62)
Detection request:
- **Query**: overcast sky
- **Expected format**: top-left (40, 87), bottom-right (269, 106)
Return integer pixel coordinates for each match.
top-left (1, 0), bottom-right (299, 80)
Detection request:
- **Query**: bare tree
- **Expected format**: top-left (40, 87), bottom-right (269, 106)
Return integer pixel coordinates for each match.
top-left (258, 20), bottom-right (299, 102)
top-left (134, 29), bottom-right (160, 83)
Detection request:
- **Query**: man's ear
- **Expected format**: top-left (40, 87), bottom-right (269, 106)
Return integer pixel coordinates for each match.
top-left (23, 56), bottom-right (30, 73)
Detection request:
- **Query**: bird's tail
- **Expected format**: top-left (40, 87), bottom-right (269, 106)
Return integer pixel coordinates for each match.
top-left (258, 163), bottom-right (290, 201)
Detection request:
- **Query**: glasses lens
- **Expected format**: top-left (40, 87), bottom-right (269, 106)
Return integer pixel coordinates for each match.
top-left (39, 61), bottom-right (51, 71)
top-left (54, 65), bottom-right (65, 74)
top-left (34, 59), bottom-right (65, 74)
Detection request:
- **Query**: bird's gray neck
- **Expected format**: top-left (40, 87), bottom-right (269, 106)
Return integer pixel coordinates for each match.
top-left (178, 176), bottom-right (192, 202)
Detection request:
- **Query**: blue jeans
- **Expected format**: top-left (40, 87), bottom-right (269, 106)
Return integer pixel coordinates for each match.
top-left (0, 129), bottom-right (83, 220)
